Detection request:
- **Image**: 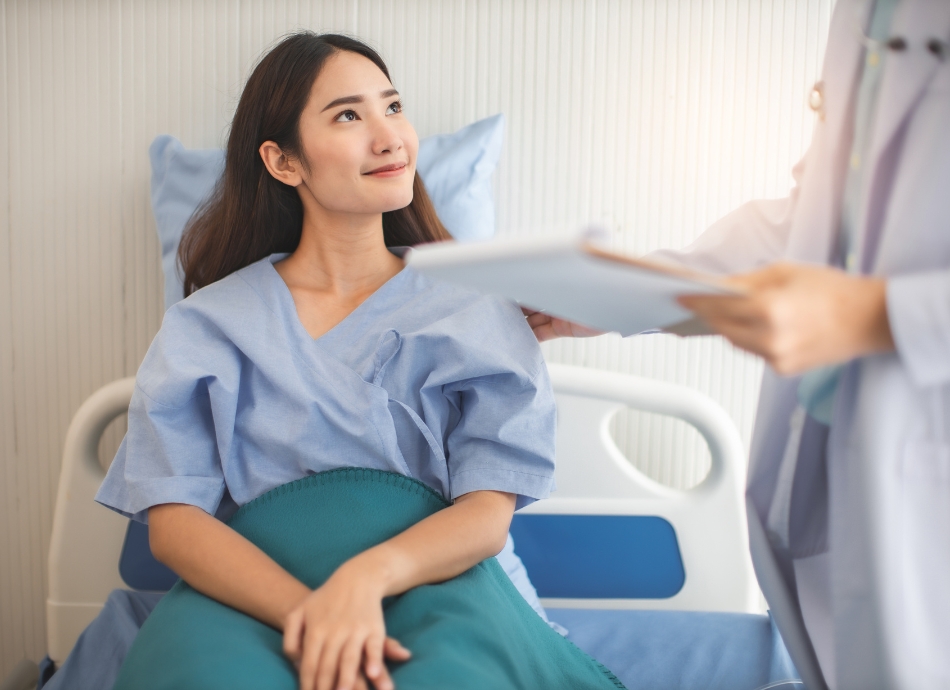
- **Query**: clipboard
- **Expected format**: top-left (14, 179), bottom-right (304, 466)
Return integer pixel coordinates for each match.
top-left (406, 235), bottom-right (739, 336)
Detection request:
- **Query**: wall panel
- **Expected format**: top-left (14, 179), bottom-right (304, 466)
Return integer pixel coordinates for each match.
top-left (0, 0), bottom-right (832, 674)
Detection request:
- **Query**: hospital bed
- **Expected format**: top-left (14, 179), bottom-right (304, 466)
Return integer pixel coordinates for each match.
top-left (33, 361), bottom-right (801, 690)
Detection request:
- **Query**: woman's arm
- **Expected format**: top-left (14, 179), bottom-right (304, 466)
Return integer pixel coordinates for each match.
top-left (283, 489), bottom-right (516, 690)
top-left (149, 504), bottom-right (412, 690)
top-left (150, 490), bottom-right (514, 690)
top-left (149, 503), bottom-right (311, 629)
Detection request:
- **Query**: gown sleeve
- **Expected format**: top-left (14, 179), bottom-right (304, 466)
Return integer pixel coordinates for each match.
top-left (441, 297), bottom-right (557, 510)
top-left (95, 303), bottom-right (237, 523)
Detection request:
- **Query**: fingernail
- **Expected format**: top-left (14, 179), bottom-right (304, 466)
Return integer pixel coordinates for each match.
top-left (367, 664), bottom-right (380, 677)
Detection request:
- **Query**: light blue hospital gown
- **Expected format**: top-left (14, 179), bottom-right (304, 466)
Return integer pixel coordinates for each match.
top-left (95, 252), bottom-right (557, 614)
top-left (42, 255), bottom-right (566, 690)
top-left (97, 252), bottom-right (556, 516)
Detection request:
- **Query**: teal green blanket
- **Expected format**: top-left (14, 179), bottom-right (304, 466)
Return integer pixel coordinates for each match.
top-left (114, 468), bottom-right (626, 689)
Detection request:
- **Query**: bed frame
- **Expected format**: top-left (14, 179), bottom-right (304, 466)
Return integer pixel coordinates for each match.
top-left (46, 363), bottom-right (758, 663)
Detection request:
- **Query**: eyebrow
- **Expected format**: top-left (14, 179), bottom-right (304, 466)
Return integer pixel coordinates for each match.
top-left (321, 88), bottom-right (400, 112)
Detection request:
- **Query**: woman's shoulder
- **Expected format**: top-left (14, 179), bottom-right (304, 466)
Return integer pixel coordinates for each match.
top-left (172, 256), bottom-right (274, 320)
top-left (138, 258), bottom-right (280, 401)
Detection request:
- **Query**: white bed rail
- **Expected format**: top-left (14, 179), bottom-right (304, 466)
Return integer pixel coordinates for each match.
top-left (536, 363), bottom-right (758, 612)
top-left (47, 377), bottom-right (135, 663)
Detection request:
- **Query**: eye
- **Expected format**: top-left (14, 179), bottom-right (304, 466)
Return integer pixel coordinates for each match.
top-left (386, 100), bottom-right (403, 115)
top-left (335, 110), bottom-right (358, 122)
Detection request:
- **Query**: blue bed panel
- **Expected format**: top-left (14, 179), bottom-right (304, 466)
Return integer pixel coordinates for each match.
top-left (119, 521), bottom-right (179, 592)
top-left (509, 514), bottom-right (686, 599)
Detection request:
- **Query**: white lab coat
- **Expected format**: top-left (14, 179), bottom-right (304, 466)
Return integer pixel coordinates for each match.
top-left (652, 1), bottom-right (950, 688)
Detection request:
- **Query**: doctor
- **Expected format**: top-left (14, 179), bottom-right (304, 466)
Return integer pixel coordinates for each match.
top-left (529, 0), bottom-right (950, 688)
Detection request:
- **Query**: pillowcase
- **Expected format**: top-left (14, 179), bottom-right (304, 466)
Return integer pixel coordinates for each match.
top-left (149, 113), bottom-right (505, 310)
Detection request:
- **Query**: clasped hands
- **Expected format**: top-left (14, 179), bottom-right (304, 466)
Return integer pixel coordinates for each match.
top-left (525, 262), bottom-right (895, 375)
top-left (283, 555), bottom-right (410, 690)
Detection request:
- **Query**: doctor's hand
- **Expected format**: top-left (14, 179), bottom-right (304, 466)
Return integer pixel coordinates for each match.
top-left (522, 307), bottom-right (604, 342)
top-left (283, 562), bottom-right (411, 690)
top-left (678, 262), bottom-right (895, 376)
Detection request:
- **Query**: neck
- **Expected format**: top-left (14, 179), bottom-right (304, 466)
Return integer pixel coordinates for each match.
top-left (280, 204), bottom-right (403, 295)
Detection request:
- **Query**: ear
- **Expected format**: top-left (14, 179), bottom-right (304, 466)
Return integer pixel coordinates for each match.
top-left (259, 141), bottom-right (304, 187)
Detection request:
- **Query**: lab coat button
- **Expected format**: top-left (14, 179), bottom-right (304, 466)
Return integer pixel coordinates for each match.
top-left (886, 37), bottom-right (907, 52)
top-left (928, 39), bottom-right (946, 60)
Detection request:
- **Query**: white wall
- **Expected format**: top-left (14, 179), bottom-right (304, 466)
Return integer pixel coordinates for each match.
top-left (0, 0), bottom-right (832, 675)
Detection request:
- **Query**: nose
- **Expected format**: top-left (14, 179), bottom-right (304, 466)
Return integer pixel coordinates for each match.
top-left (371, 117), bottom-right (403, 156)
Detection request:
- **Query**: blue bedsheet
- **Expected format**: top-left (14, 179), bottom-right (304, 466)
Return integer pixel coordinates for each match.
top-left (548, 608), bottom-right (800, 690)
top-left (44, 591), bottom-right (800, 690)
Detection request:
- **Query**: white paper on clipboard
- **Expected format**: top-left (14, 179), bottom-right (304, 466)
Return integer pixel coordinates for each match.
top-left (406, 235), bottom-right (739, 336)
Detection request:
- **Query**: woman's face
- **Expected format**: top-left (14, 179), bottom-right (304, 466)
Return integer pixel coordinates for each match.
top-left (292, 50), bottom-right (418, 216)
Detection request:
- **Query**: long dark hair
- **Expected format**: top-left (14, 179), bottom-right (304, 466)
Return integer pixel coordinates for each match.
top-left (179, 32), bottom-right (450, 297)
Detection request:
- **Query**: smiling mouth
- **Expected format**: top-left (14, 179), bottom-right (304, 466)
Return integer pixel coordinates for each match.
top-left (363, 162), bottom-right (408, 175)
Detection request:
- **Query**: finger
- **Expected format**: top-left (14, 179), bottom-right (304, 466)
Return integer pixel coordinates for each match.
top-left (725, 263), bottom-right (795, 291)
top-left (368, 663), bottom-right (394, 690)
top-left (364, 633), bottom-right (386, 682)
top-left (354, 671), bottom-right (370, 690)
top-left (284, 610), bottom-right (305, 662)
top-left (711, 319), bottom-right (778, 363)
top-left (300, 631), bottom-right (326, 690)
top-left (560, 320), bottom-right (603, 338)
top-left (525, 311), bottom-right (551, 329)
top-left (529, 320), bottom-right (560, 343)
top-left (336, 636), bottom-right (367, 690)
top-left (316, 636), bottom-right (347, 690)
top-left (520, 306), bottom-right (541, 318)
top-left (678, 294), bottom-right (764, 325)
top-left (383, 637), bottom-right (412, 661)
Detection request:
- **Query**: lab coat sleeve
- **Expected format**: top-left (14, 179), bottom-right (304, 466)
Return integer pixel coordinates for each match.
top-left (647, 149), bottom-right (810, 275)
top-left (887, 269), bottom-right (950, 388)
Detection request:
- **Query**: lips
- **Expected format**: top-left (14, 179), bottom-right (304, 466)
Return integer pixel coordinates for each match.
top-left (363, 162), bottom-right (407, 175)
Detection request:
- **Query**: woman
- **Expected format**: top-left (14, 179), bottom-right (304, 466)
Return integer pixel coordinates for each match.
top-left (95, 33), bottom-right (605, 690)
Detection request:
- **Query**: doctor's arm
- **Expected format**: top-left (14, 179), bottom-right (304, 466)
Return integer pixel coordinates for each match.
top-left (678, 263), bottom-right (895, 376)
top-left (526, 148), bottom-right (810, 342)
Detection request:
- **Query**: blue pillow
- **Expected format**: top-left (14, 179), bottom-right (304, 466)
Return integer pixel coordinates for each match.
top-left (150, 113), bottom-right (505, 310)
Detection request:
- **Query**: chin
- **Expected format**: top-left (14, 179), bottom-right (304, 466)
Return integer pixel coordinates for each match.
top-left (378, 191), bottom-right (415, 213)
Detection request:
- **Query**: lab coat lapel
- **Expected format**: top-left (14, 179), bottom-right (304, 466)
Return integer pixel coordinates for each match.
top-left (821, 0), bottom-right (871, 158)
top-left (785, 0), bottom-right (869, 265)
top-left (757, 0), bottom-right (867, 519)
top-left (866, 0), bottom-right (950, 197)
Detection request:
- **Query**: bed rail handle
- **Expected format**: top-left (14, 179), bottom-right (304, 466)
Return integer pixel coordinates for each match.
top-left (47, 377), bottom-right (135, 663)
top-left (541, 363), bottom-right (758, 612)
top-left (546, 363), bottom-right (746, 499)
